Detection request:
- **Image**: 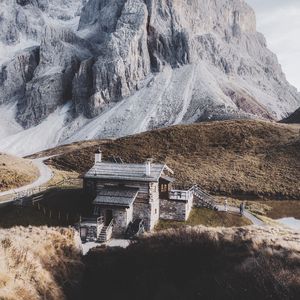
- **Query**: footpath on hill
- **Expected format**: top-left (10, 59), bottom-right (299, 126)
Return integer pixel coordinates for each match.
top-left (0, 157), bottom-right (53, 205)
top-left (216, 204), bottom-right (265, 226)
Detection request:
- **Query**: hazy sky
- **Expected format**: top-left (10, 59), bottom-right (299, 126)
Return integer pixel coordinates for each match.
top-left (247, 0), bottom-right (300, 91)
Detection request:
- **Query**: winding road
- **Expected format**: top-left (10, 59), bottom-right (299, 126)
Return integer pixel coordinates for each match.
top-left (0, 157), bottom-right (53, 205)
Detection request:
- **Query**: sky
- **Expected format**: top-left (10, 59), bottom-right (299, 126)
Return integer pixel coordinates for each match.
top-left (247, 0), bottom-right (300, 91)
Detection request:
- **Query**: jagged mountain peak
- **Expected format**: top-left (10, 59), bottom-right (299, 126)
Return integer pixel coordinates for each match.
top-left (0, 0), bottom-right (299, 156)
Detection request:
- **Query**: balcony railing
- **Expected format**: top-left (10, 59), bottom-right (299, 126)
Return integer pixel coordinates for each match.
top-left (169, 189), bottom-right (194, 201)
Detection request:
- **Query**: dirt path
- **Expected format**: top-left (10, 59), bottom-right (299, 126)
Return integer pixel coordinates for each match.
top-left (0, 157), bottom-right (53, 204)
top-left (216, 205), bottom-right (265, 226)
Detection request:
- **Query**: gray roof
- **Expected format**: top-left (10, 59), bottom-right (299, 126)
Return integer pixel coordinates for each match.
top-left (85, 162), bottom-right (171, 182)
top-left (93, 187), bottom-right (139, 207)
top-left (160, 175), bottom-right (176, 183)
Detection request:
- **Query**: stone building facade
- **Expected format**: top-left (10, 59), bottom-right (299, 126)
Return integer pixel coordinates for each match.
top-left (81, 150), bottom-right (197, 241)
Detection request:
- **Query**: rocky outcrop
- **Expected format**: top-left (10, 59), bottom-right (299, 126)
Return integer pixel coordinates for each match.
top-left (69, 0), bottom-right (300, 124)
top-left (0, 0), bottom-right (300, 147)
top-left (0, 46), bottom-right (40, 105)
top-left (16, 26), bottom-right (92, 127)
top-left (281, 107), bottom-right (300, 124)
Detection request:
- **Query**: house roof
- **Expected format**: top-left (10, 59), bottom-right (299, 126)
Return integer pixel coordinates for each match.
top-left (160, 175), bottom-right (176, 183)
top-left (93, 187), bottom-right (139, 207)
top-left (85, 162), bottom-right (173, 182)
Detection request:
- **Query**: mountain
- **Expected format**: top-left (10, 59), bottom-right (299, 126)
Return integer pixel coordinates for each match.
top-left (0, 0), bottom-right (300, 156)
top-left (281, 107), bottom-right (300, 124)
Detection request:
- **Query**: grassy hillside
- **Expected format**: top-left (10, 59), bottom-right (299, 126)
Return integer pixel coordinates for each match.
top-left (80, 226), bottom-right (300, 300)
top-left (0, 227), bottom-right (82, 300)
top-left (0, 153), bottom-right (39, 192)
top-left (47, 120), bottom-right (300, 199)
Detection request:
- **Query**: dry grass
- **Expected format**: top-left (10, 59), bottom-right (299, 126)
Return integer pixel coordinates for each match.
top-left (256, 200), bottom-right (300, 219)
top-left (0, 153), bottom-right (39, 192)
top-left (156, 208), bottom-right (251, 230)
top-left (47, 120), bottom-right (300, 199)
top-left (27, 140), bottom-right (107, 159)
top-left (46, 166), bottom-right (80, 187)
top-left (215, 197), bottom-right (300, 219)
top-left (0, 227), bottom-right (82, 300)
top-left (82, 226), bottom-right (300, 300)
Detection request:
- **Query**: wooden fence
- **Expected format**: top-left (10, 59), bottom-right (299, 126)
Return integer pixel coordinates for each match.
top-left (32, 200), bottom-right (82, 225)
top-left (0, 178), bottom-right (83, 207)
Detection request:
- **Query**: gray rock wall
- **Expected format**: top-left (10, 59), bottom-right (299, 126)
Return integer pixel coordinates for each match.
top-left (1, 0), bottom-right (299, 147)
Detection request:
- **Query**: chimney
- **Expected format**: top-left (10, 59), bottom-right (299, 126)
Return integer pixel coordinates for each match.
top-left (145, 158), bottom-right (152, 176)
top-left (95, 148), bottom-right (102, 163)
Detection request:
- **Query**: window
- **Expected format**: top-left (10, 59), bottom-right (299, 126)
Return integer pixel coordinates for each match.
top-left (155, 209), bottom-right (157, 214)
top-left (160, 184), bottom-right (168, 192)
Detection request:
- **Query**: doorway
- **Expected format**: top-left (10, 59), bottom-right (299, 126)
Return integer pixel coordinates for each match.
top-left (105, 209), bottom-right (113, 226)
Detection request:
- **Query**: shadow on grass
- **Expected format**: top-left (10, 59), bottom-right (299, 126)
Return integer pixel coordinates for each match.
top-left (79, 228), bottom-right (300, 300)
top-left (0, 188), bottom-right (94, 228)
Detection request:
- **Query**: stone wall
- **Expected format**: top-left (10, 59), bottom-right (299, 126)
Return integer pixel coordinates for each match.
top-left (126, 205), bottom-right (133, 227)
top-left (132, 182), bottom-right (159, 231)
top-left (185, 196), bottom-right (193, 220)
top-left (149, 182), bottom-right (160, 230)
top-left (112, 207), bottom-right (133, 236)
top-left (133, 201), bottom-right (151, 231)
top-left (160, 198), bottom-right (193, 221)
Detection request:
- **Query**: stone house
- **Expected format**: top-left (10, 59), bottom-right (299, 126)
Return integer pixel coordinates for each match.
top-left (79, 149), bottom-right (216, 242)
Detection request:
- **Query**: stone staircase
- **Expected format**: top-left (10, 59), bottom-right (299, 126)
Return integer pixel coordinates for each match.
top-left (192, 185), bottom-right (218, 210)
top-left (97, 219), bottom-right (114, 243)
top-left (98, 226), bottom-right (108, 242)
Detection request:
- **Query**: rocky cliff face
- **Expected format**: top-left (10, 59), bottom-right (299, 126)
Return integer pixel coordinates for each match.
top-left (0, 0), bottom-right (300, 155)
